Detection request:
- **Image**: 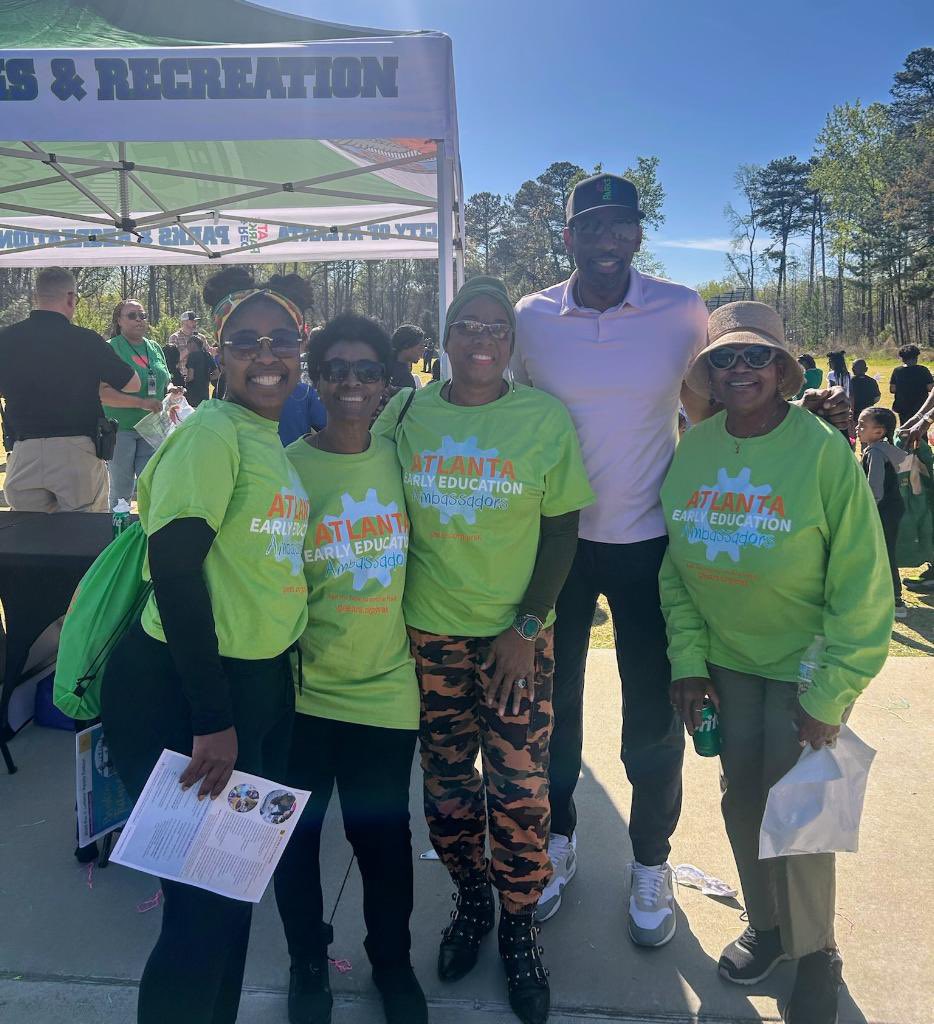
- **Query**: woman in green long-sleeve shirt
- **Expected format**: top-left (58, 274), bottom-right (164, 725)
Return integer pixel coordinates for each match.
top-left (659, 302), bottom-right (891, 1024)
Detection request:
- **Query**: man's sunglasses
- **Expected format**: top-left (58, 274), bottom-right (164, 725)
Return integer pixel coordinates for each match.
top-left (125, 310), bottom-right (148, 321)
top-left (707, 344), bottom-right (777, 371)
top-left (318, 358), bottom-right (386, 384)
top-left (572, 218), bottom-right (640, 242)
top-left (223, 329), bottom-right (302, 359)
top-left (450, 319), bottom-right (512, 341)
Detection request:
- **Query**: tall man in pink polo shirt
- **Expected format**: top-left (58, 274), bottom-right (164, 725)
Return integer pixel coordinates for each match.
top-left (513, 174), bottom-right (707, 947)
top-left (514, 174), bottom-right (850, 953)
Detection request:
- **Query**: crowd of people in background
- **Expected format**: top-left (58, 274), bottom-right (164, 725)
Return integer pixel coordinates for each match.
top-left (0, 172), bottom-right (932, 1024)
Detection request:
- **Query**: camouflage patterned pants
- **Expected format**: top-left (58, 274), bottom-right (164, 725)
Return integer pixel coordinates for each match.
top-left (408, 627), bottom-right (555, 913)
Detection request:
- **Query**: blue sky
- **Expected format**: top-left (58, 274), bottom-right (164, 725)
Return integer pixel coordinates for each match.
top-left (263, 0), bottom-right (929, 288)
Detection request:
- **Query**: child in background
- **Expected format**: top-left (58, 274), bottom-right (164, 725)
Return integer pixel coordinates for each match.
top-left (850, 359), bottom-right (881, 420)
top-left (827, 351), bottom-right (851, 398)
top-left (795, 354), bottom-right (823, 398)
top-left (858, 406), bottom-right (907, 619)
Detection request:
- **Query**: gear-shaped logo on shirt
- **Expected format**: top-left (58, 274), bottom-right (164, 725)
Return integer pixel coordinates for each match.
top-left (423, 435), bottom-right (499, 525)
top-left (336, 488), bottom-right (401, 590)
top-left (687, 467), bottom-right (772, 563)
top-left (270, 468), bottom-right (309, 577)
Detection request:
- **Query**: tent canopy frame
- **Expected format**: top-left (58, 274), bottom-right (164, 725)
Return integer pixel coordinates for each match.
top-left (0, 141), bottom-right (453, 259)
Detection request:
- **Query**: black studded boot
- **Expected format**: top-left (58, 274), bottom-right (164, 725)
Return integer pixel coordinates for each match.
top-left (498, 908), bottom-right (550, 1024)
top-left (437, 873), bottom-right (495, 982)
top-left (288, 922), bottom-right (333, 1024)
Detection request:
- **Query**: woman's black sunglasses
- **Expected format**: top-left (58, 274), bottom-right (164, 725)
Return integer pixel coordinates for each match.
top-left (223, 329), bottom-right (303, 359)
top-left (318, 358), bottom-right (386, 384)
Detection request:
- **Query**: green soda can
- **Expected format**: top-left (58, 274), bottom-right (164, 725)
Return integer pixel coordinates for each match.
top-left (111, 498), bottom-right (131, 539)
top-left (693, 699), bottom-right (721, 757)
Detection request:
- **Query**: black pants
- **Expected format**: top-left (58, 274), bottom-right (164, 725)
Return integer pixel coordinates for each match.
top-left (274, 714), bottom-right (417, 968)
top-left (880, 506), bottom-right (904, 602)
top-left (100, 620), bottom-right (295, 1024)
top-left (549, 536), bottom-right (684, 866)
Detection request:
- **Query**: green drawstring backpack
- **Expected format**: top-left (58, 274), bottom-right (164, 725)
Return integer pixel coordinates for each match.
top-left (53, 522), bottom-right (152, 720)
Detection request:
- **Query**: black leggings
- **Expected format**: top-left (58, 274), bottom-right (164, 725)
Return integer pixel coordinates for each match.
top-left (274, 713), bottom-right (417, 969)
top-left (100, 620), bottom-right (295, 1024)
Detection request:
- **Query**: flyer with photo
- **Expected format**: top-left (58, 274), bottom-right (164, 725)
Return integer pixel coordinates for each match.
top-left (76, 723), bottom-right (134, 847)
top-left (110, 750), bottom-right (309, 903)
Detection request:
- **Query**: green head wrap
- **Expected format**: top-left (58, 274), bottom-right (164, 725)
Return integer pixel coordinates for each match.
top-left (443, 276), bottom-right (515, 348)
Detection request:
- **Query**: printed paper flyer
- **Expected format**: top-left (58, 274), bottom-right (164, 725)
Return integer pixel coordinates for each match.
top-left (110, 750), bottom-right (310, 903)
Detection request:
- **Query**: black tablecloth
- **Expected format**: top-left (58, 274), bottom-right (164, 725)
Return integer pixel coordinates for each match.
top-left (0, 511), bottom-right (125, 771)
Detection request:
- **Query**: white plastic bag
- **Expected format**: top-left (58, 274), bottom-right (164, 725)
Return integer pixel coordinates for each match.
top-left (759, 725), bottom-right (876, 859)
top-left (134, 393), bottom-right (194, 450)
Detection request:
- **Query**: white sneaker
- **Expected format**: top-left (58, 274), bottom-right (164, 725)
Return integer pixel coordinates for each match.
top-left (627, 861), bottom-right (677, 947)
top-left (534, 832), bottom-right (577, 923)
top-left (894, 601), bottom-right (908, 620)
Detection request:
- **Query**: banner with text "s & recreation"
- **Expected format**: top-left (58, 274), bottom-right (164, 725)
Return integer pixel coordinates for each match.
top-left (0, 37), bottom-right (455, 142)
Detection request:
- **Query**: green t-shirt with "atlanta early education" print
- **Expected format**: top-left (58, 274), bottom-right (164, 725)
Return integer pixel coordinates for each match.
top-left (139, 399), bottom-right (310, 659)
top-left (374, 381), bottom-right (594, 638)
top-left (285, 434), bottom-right (419, 730)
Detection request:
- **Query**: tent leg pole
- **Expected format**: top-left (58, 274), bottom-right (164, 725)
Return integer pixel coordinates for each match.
top-left (436, 140), bottom-right (454, 378)
top-left (454, 158), bottom-right (466, 290)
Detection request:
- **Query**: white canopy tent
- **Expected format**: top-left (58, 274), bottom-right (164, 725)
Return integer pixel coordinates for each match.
top-left (0, 0), bottom-right (466, 324)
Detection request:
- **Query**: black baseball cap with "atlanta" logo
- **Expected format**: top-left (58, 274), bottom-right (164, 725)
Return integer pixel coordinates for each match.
top-left (565, 173), bottom-right (646, 224)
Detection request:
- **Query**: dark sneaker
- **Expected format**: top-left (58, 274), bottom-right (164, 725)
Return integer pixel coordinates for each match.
top-left (288, 955), bottom-right (332, 1024)
top-left (372, 964), bottom-right (428, 1024)
top-left (719, 926), bottom-right (789, 985)
top-left (783, 948), bottom-right (843, 1024)
top-left (904, 570), bottom-right (934, 592)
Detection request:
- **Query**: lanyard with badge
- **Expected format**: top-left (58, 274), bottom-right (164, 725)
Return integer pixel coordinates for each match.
top-left (126, 337), bottom-right (157, 396)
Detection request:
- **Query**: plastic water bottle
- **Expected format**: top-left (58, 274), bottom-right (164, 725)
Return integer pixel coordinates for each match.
top-left (111, 498), bottom-right (131, 539)
top-left (797, 635), bottom-right (825, 696)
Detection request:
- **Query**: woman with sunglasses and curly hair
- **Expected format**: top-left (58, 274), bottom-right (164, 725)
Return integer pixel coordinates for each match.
top-left (99, 298), bottom-right (172, 506)
top-left (374, 277), bottom-right (594, 1024)
top-left (659, 301), bottom-right (892, 1024)
top-left (100, 267), bottom-right (312, 1024)
top-left (274, 312), bottom-right (426, 1024)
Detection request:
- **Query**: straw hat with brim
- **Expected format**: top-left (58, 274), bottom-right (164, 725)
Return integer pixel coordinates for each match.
top-left (685, 301), bottom-right (804, 401)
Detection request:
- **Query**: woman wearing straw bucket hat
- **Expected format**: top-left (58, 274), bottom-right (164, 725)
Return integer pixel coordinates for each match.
top-left (659, 301), bottom-right (893, 1024)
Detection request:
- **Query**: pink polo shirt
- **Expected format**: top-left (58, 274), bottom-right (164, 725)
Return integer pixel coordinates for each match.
top-left (513, 269), bottom-right (708, 545)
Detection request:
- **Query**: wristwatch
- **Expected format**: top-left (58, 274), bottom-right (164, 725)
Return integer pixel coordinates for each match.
top-left (512, 612), bottom-right (545, 641)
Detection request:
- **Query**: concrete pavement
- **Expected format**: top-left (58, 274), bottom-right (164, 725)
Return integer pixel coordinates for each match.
top-left (1, 653), bottom-right (931, 1023)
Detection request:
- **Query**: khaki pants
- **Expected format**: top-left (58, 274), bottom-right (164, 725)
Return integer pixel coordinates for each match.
top-left (4, 436), bottom-right (109, 513)
top-left (710, 664), bottom-right (836, 958)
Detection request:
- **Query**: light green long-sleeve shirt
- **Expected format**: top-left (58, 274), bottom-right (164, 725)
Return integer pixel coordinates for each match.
top-left (659, 405), bottom-right (892, 725)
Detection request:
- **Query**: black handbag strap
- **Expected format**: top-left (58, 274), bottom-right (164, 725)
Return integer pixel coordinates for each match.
top-left (394, 388), bottom-right (417, 442)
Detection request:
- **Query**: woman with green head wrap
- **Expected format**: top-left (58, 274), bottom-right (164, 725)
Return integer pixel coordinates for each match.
top-left (374, 276), bottom-right (594, 1024)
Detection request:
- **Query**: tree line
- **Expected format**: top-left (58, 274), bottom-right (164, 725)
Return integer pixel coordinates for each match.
top-left (717, 48), bottom-right (932, 351)
top-left (0, 258), bottom-right (443, 346)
